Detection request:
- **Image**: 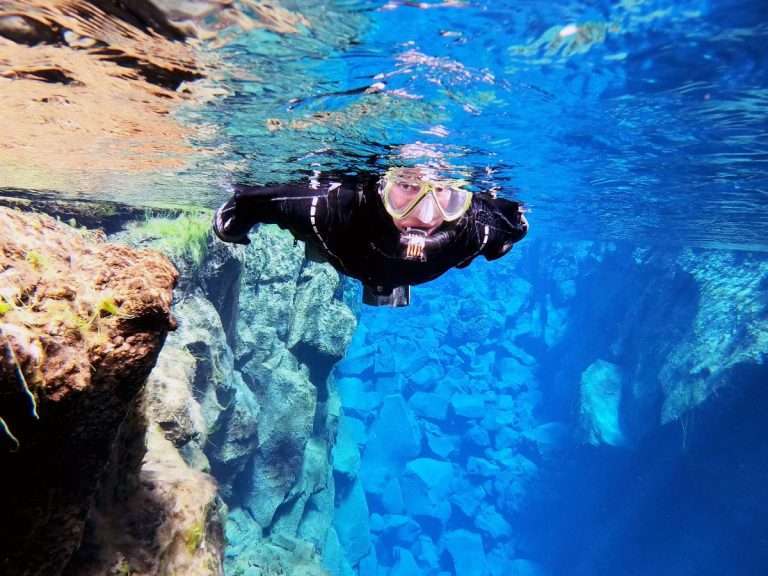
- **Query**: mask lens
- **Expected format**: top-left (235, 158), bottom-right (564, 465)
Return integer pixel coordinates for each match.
top-left (435, 185), bottom-right (470, 220)
top-left (385, 180), bottom-right (425, 214)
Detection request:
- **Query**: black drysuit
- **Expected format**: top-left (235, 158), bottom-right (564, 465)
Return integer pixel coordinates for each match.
top-left (223, 171), bottom-right (528, 304)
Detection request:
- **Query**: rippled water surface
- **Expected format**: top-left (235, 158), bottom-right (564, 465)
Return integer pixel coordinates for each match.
top-left (198, 0), bottom-right (768, 248)
top-left (5, 0), bottom-right (767, 248)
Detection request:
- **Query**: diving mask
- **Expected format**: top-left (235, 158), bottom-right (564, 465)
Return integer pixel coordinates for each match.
top-left (380, 169), bottom-right (473, 223)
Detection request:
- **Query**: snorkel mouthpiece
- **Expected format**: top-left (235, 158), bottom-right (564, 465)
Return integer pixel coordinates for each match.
top-left (401, 228), bottom-right (428, 261)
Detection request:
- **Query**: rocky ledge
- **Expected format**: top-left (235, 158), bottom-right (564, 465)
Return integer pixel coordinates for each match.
top-left (0, 206), bottom-right (178, 575)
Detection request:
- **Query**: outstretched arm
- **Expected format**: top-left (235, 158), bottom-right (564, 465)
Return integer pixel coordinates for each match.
top-left (213, 173), bottom-right (369, 245)
top-left (460, 195), bottom-right (528, 264)
top-left (483, 197), bottom-right (528, 260)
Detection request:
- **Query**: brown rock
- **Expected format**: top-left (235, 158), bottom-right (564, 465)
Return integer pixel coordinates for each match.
top-left (0, 206), bottom-right (178, 575)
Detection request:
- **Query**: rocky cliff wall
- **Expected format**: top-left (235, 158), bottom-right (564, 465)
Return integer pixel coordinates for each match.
top-left (0, 200), bottom-right (358, 576)
top-left (118, 214), bottom-right (358, 576)
top-left (0, 207), bottom-right (178, 575)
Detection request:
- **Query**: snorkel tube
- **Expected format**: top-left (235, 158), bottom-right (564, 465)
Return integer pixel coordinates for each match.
top-left (399, 227), bottom-right (457, 262)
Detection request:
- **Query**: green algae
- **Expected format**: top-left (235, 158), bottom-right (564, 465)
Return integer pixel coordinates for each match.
top-left (0, 298), bottom-right (12, 316)
top-left (184, 519), bottom-right (205, 554)
top-left (25, 250), bottom-right (48, 271)
top-left (131, 212), bottom-right (212, 267)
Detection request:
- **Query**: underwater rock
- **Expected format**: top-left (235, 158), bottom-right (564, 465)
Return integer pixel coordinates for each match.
top-left (339, 414), bottom-right (367, 447)
top-left (467, 456), bottom-right (501, 478)
top-left (522, 421), bottom-right (570, 458)
top-left (408, 360), bottom-right (444, 391)
top-left (0, 207), bottom-right (177, 574)
top-left (475, 503), bottom-right (513, 539)
top-left (450, 392), bottom-right (487, 419)
top-left (579, 359), bottom-right (625, 446)
top-left (357, 547), bottom-right (379, 576)
top-left (374, 372), bottom-right (405, 396)
top-left (244, 367), bottom-right (317, 528)
top-left (237, 226), bottom-right (305, 346)
top-left (223, 223), bottom-right (357, 575)
top-left (376, 515), bottom-right (421, 546)
top-left (360, 394), bottom-right (422, 494)
top-left (408, 390), bottom-right (449, 420)
top-left (413, 535), bottom-right (440, 571)
top-left (494, 426), bottom-right (523, 450)
top-left (337, 375), bottom-right (381, 414)
top-left (450, 478), bottom-right (487, 517)
top-left (144, 292), bottom-right (232, 452)
top-left (333, 477), bottom-right (371, 565)
top-left (209, 376), bottom-right (260, 497)
top-left (390, 547), bottom-right (420, 576)
top-left (297, 466), bottom-right (337, 550)
top-left (400, 458), bottom-right (454, 522)
top-left (68, 421), bottom-right (225, 576)
top-left (495, 355), bottom-right (535, 392)
top-left (333, 417), bottom-right (362, 480)
top-left (443, 529), bottom-right (488, 576)
top-left (337, 343), bottom-right (377, 375)
top-left (323, 527), bottom-right (353, 576)
top-left (227, 505), bottom-right (329, 576)
top-left (423, 421), bottom-right (459, 459)
top-left (381, 477), bottom-right (406, 514)
top-left (658, 249), bottom-right (768, 423)
top-left (64, 242), bottom-right (243, 576)
top-left (288, 261), bottom-right (357, 371)
top-left (492, 455), bottom-right (538, 515)
top-left (270, 437), bottom-right (332, 540)
top-left (465, 424), bottom-right (491, 449)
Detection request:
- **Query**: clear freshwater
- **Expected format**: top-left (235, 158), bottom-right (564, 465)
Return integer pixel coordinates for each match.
top-left (206, 1), bottom-right (766, 575)
top-left (198, 0), bottom-right (768, 250)
top-left (3, 1), bottom-right (768, 575)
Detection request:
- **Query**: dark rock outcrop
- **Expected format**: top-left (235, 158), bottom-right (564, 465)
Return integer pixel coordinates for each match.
top-left (220, 224), bottom-right (356, 576)
top-left (115, 217), bottom-right (357, 576)
top-left (0, 206), bottom-right (178, 575)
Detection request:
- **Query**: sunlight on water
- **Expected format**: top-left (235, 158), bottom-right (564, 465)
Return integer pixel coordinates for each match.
top-left (2, 0), bottom-right (767, 246)
top-left (199, 0), bottom-right (768, 248)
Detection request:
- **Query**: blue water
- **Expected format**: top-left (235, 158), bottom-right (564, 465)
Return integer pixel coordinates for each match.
top-left (195, 1), bottom-right (768, 575)
top-left (202, 0), bottom-right (768, 249)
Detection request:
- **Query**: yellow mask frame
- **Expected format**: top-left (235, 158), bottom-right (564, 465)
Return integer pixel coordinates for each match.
top-left (380, 170), bottom-right (473, 222)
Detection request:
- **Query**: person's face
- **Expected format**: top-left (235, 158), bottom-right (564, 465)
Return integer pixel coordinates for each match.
top-left (388, 180), bottom-right (448, 233)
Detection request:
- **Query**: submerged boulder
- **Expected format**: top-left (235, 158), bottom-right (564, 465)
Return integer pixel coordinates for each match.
top-left (400, 458), bottom-right (454, 522)
top-left (443, 530), bottom-right (488, 576)
top-left (0, 207), bottom-right (177, 574)
top-left (244, 367), bottom-right (317, 528)
top-left (390, 547), bottom-right (420, 576)
top-left (579, 359), bottom-right (625, 446)
top-left (360, 394), bottom-right (422, 494)
top-left (333, 477), bottom-right (371, 565)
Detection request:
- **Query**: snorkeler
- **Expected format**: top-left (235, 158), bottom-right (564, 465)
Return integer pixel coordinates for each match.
top-left (213, 166), bottom-right (528, 306)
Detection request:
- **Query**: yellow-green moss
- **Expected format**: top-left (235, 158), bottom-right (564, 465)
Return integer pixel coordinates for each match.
top-left (114, 558), bottom-right (132, 576)
top-left (25, 250), bottom-right (48, 271)
top-left (183, 520), bottom-right (205, 554)
top-left (132, 212), bottom-right (212, 267)
top-left (0, 298), bottom-right (12, 316)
